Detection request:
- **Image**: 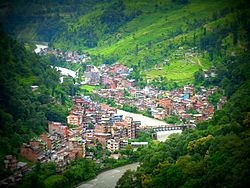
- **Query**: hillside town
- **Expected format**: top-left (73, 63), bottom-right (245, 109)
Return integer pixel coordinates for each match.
top-left (1, 62), bottom-right (227, 186)
top-left (85, 63), bottom-right (226, 124)
top-left (18, 62), bottom-right (227, 170)
top-left (34, 45), bottom-right (90, 64)
top-left (19, 95), bottom-right (144, 168)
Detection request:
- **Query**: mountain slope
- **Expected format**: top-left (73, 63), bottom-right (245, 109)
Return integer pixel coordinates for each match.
top-left (116, 38), bottom-right (250, 188)
top-left (0, 28), bottom-right (72, 179)
top-left (1, 0), bottom-right (248, 84)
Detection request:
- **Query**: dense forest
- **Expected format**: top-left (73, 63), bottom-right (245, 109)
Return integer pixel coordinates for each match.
top-left (1, 0), bottom-right (249, 87)
top-left (0, 28), bottom-right (75, 178)
top-left (1, 0), bottom-right (249, 68)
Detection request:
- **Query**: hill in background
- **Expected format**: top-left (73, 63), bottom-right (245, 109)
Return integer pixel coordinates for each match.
top-left (1, 0), bottom-right (249, 84)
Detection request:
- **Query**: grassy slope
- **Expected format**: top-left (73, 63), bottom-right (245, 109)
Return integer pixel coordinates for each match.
top-left (83, 0), bottom-right (242, 83)
top-left (88, 0), bottom-right (232, 53)
top-left (3, 0), bottom-right (247, 84)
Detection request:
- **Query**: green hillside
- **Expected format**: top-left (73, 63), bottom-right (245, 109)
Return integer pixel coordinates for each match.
top-left (0, 28), bottom-right (76, 178)
top-left (1, 0), bottom-right (249, 84)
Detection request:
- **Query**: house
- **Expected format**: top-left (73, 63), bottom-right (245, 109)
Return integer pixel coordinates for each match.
top-left (4, 155), bottom-right (17, 171)
top-left (107, 139), bottom-right (120, 152)
top-left (20, 143), bottom-right (43, 162)
top-left (94, 124), bottom-right (112, 146)
top-left (68, 137), bottom-right (86, 158)
top-left (217, 96), bottom-right (227, 110)
top-left (67, 114), bottom-right (83, 126)
top-left (130, 142), bottom-right (148, 147)
top-left (158, 99), bottom-right (173, 114)
top-left (40, 133), bottom-right (52, 149)
top-left (48, 122), bottom-right (69, 138)
top-left (84, 65), bottom-right (100, 85)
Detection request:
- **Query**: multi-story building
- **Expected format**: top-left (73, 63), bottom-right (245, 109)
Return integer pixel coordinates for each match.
top-left (84, 65), bottom-right (100, 85)
top-left (107, 139), bottom-right (120, 152)
top-left (4, 155), bottom-right (17, 171)
top-left (67, 114), bottom-right (83, 126)
top-left (48, 122), bottom-right (69, 138)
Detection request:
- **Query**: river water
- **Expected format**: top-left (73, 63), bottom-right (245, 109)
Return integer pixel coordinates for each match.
top-left (77, 163), bottom-right (139, 188)
top-left (117, 109), bottom-right (167, 127)
top-left (54, 66), bottom-right (77, 78)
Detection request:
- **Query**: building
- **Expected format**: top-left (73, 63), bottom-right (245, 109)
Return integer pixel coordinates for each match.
top-left (40, 133), bottom-right (52, 149)
top-left (158, 99), bottom-right (173, 114)
top-left (95, 124), bottom-right (112, 146)
top-left (130, 142), bottom-right (148, 147)
top-left (68, 138), bottom-right (86, 158)
top-left (84, 65), bottom-right (100, 85)
top-left (107, 139), bottom-right (120, 152)
top-left (48, 122), bottom-right (69, 138)
top-left (67, 114), bottom-right (83, 126)
top-left (4, 155), bottom-right (17, 171)
top-left (20, 143), bottom-right (43, 162)
top-left (125, 117), bottom-right (138, 139)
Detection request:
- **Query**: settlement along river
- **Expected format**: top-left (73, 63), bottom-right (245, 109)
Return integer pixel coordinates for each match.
top-left (77, 163), bottom-right (139, 188)
top-left (78, 110), bottom-right (168, 187)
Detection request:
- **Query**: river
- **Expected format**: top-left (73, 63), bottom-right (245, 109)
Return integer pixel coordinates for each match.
top-left (117, 109), bottom-right (167, 127)
top-left (54, 66), bottom-right (77, 78)
top-left (77, 163), bottom-right (139, 188)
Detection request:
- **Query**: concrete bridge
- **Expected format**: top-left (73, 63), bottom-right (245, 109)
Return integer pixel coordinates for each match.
top-left (150, 124), bottom-right (195, 142)
top-left (149, 124), bottom-right (195, 132)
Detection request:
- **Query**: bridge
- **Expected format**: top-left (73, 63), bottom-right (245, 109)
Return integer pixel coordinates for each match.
top-left (148, 124), bottom-right (195, 132)
top-left (149, 124), bottom-right (196, 142)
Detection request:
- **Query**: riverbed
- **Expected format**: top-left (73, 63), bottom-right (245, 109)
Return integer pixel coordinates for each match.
top-left (117, 109), bottom-right (167, 127)
top-left (77, 163), bottom-right (139, 188)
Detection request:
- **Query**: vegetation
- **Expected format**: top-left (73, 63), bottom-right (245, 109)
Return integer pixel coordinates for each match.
top-left (48, 54), bottom-right (82, 71)
top-left (78, 84), bottom-right (99, 95)
top-left (208, 91), bottom-right (223, 107)
top-left (0, 28), bottom-right (73, 179)
top-left (116, 34), bottom-right (250, 188)
top-left (164, 115), bottom-right (182, 124)
top-left (19, 159), bottom-right (98, 188)
top-left (1, 0), bottom-right (249, 84)
top-left (186, 108), bottom-right (198, 114)
top-left (130, 129), bottom-right (154, 143)
top-left (121, 103), bottom-right (139, 113)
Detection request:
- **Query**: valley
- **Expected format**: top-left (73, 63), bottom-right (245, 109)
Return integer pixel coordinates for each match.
top-left (0, 0), bottom-right (249, 187)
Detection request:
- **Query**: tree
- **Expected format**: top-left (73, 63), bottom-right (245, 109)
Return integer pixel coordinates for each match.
top-left (164, 115), bottom-right (181, 124)
top-left (116, 170), bottom-right (140, 188)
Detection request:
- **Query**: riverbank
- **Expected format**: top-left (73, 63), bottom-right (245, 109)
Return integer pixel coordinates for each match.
top-left (77, 163), bottom-right (139, 188)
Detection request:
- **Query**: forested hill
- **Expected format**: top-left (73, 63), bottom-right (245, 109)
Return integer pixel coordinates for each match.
top-left (0, 28), bottom-right (73, 178)
top-left (116, 40), bottom-right (250, 188)
top-left (1, 0), bottom-right (249, 83)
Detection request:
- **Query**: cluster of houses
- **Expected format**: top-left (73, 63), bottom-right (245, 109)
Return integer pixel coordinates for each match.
top-left (20, 121), bottom-right (85, 172)
top-left (19, 95), bottom-right (142, 172)
top-left (17, 62), bottom-right (227, 172)
top-left (87, 62), bottom-right (226, 124)
top-left (94, 84), bottom-right (226, 124)
top-left (84, 63), bottom-right (136, 88)
top-left (37, 47), bottom-right (90, 63)
top-left (0, 155), bottom-right (28, 186)
top-left (67, 96), bottom-right (141, 152)
top-left (84, 65), bottom-right (101, 85)
top-left (3, 59), bottom-right (227, 185)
